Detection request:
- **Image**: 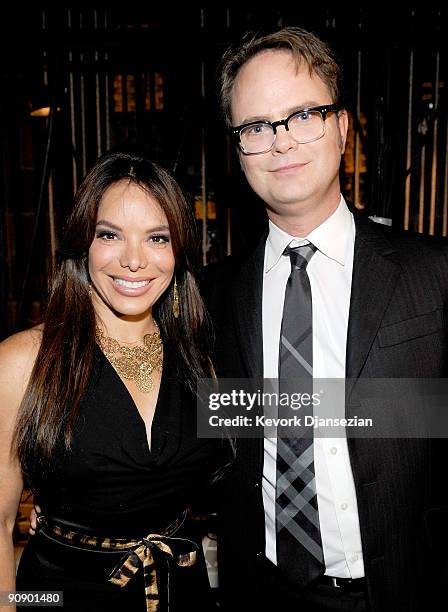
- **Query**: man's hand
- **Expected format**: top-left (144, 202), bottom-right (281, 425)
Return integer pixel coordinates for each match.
top-left (29, 504), bottom-right (41, 535)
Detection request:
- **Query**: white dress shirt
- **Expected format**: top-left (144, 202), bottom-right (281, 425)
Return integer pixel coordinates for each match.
top-left (262, 197), bottom-right (365, 578)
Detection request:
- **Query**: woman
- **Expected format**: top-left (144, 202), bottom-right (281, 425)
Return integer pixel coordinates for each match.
top-left (0, 150), bottom-right (221, 611)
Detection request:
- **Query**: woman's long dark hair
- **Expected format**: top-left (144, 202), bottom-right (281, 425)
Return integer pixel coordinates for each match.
top-left (13, 151), bottom-right (214, 480)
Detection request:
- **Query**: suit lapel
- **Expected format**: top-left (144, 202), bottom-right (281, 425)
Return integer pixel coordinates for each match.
top-left (230, 216), bottom-right (401, 381)
top-left (231, 235), bottom-right (266, 379)
top-left (346, 216), bottom-right (402, 379)
top-left (231, 236), bottom-right (266, 491)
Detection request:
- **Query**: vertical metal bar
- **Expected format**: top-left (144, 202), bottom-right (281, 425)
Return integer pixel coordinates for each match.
top-left (105, 53), bottom-right (111, 151)
top-left (95, 49), bottom-right (102, 157)
top-left (104, 11), bottom-right (111, 151)
top-left (224, 8), bottom-right (231, 255)
top-left (443, 116), bottom-right (448, 237)
top-left (354, 50), bottom-right (362, 209)
top-left (68, 10), bottom-right (78, 193)
top-left (43, 10), bottom-right (56, 279)
top-left (226, 208), bottom-right (232, 256)
top-left (200, 9), bottom-right (207, 265)
top-left (80, 51), bottom-right (87, 176)
top-left (200, 63), bottom-right (207, 266)
top-left (404, 51), bottom-right (413, 231)
top-left (47, 173), bottom-right (56, 274)
top-left (429, 51), bottom-right (440, 235)
top-left (121, 71), bottom-right (128, 140)
top-left (418, 145), bottom-right (426, 233)
top-left (68, 50), bottom-right (78, 193)
top-left (94, 10), bottom-right (102, 157)
top-left (79, 11), bottom-right (87, 175)
top-left (42, 9), bottom-right (48, 90)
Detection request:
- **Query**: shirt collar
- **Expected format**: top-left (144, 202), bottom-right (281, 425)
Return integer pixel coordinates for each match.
top-left (265, 196), bottom-right (354, 273)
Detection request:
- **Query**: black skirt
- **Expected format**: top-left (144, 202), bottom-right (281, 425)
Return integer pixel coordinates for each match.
top-left (16, 519), bottom-right (216, 612)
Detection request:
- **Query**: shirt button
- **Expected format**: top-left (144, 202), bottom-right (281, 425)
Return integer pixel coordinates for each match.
top-left (330, 447), bottom-right (338, 455)
top-left (349, 553), bottom-right (359, 563)
top-left (340, 503), bottom-right (348, 511)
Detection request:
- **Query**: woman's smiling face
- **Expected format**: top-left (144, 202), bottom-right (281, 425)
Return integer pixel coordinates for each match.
top-left (88, 180), bottom-right (175, 320)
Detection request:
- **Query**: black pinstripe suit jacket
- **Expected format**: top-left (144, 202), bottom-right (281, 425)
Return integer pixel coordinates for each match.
top-left (204, 211), bottom-right (448, 612)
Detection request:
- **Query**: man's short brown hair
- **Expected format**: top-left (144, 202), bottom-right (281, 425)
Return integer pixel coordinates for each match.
top-left (217, 26), bottom-right (343, 128)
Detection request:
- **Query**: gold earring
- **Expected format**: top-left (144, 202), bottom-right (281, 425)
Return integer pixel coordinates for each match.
top-left (172, 277), bottom-right (180, 318)
top-left (88, 284), bottom-right (93, 297)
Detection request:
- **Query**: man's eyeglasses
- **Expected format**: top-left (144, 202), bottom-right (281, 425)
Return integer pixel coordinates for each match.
top-left (231, 104), bottom-right (340, 155)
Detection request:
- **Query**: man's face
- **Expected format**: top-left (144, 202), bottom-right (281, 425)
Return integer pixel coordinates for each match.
top-left (231, 50), bottom-right (348, 222)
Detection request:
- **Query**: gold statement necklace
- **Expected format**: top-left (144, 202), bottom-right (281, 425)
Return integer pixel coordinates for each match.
top-left (95, 322), bottom-right (163, 393)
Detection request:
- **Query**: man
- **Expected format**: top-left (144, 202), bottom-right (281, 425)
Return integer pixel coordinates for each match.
top-left (204, 27), bottom-right (448, 611)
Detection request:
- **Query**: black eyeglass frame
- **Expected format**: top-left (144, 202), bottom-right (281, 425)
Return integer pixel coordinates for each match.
top-left (231, 104), bottom-right (340, 155)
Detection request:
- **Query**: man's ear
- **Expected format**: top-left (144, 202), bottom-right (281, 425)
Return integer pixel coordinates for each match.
top-left (337, 109), bottom-right (349, 154)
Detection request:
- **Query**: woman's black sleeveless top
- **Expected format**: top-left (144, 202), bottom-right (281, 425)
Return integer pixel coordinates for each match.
top-left (29, 343), bottom-right (218, 537)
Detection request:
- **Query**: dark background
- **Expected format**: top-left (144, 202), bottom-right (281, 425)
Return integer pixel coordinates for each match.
top-left (0, 7), bottom-right (446, 337)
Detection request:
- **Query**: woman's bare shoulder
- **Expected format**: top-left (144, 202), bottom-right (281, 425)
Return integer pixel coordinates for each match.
top-left (0, 325), bottom-right (43, 384)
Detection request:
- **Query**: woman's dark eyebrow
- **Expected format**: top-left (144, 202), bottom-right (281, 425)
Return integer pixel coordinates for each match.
top-left (96, 220), bottom-right (170, 233)
top-left (96, 220), bottom-right (122, 231)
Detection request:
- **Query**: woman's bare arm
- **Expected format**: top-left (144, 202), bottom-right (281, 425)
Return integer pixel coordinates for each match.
top-left (0, 330), bottom-right (40, 609)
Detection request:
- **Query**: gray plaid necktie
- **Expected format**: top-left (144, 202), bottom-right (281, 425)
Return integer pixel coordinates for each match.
top-left (276, 242), bottom-right (324, 586)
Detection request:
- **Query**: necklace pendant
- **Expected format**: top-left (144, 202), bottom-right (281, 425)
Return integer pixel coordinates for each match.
top-left (136, 365), bottom-right (154, 393)
top-left (134, 371), bottom-right (154, 393)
